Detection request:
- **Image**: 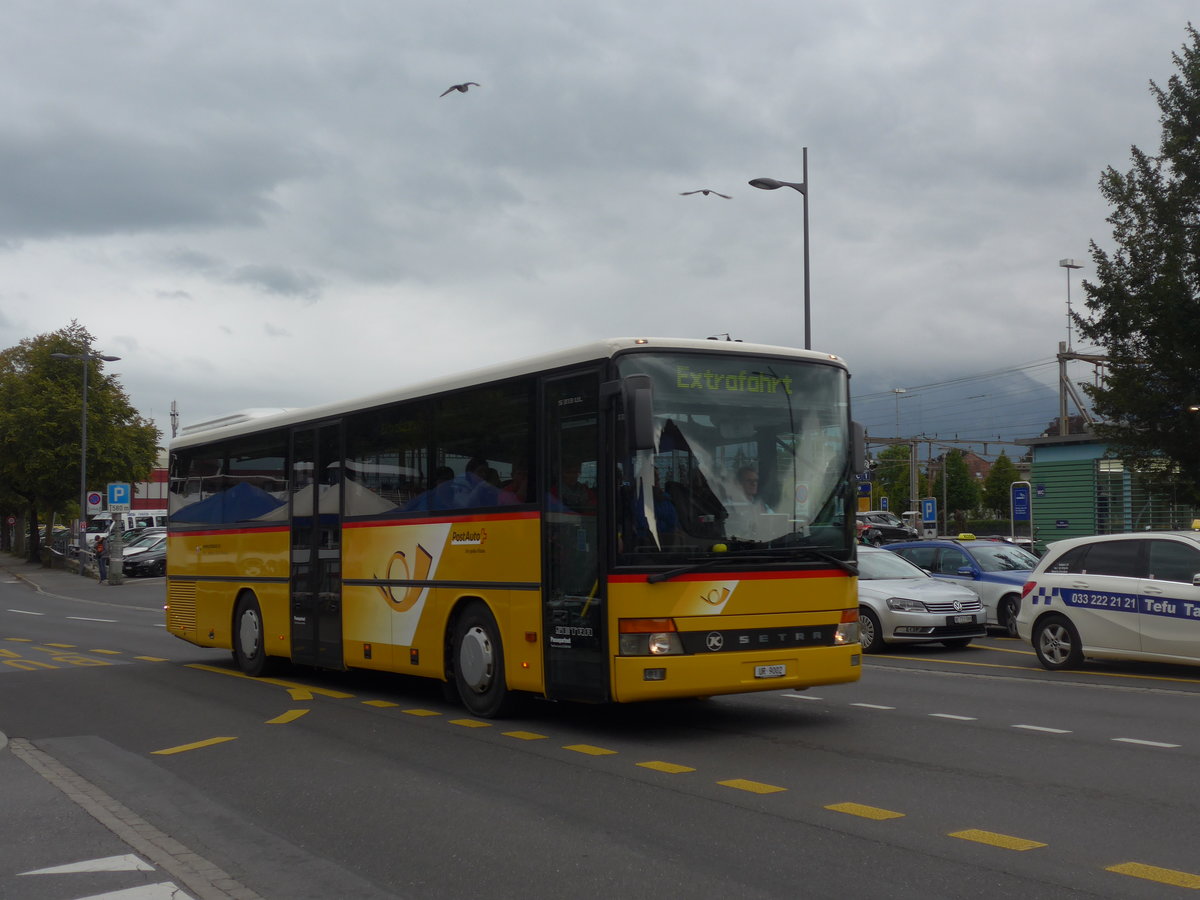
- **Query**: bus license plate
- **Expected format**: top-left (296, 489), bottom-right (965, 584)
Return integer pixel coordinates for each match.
top-left (755, 664), bottom-right (787, 679)
top-left (949, 615), bottom-right (976, 625)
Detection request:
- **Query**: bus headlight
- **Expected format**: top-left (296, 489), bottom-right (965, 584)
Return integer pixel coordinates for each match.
top-left (835, 608), bottom-right (860, 645)
top-left (619, 618), bottom-right (684, 656)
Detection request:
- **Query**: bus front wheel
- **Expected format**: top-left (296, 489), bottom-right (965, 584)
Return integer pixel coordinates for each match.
top-left (233, 594), bottom-right (273, 677)
top-left (452, 602), bottom-right (514, 718)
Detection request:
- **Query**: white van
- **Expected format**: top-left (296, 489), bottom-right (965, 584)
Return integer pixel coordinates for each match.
top-left (84, 510), bottom-right (168, 547)
top-left (1017, 531), bottom-right (1200, 670)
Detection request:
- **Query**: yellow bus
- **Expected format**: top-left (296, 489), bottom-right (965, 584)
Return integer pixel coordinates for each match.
top-left (166, 337), bottom-right (863, 716)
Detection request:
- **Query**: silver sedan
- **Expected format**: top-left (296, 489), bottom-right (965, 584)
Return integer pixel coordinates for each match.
top-left (857, 546), bottom-right (986, 652)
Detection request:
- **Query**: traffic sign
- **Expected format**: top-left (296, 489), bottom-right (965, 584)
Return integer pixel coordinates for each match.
top-left (86, 491), bottom-right (103, 514)
top-left (107, 483), bottom-right (132, 513)
top-left (921, 497), bottom-right (937, 525)
top-left (1011, 482), bottom-right (1032, 522)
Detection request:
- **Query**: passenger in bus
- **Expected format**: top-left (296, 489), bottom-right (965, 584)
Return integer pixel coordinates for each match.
top-left (402, 466), bottom-right (455, 511)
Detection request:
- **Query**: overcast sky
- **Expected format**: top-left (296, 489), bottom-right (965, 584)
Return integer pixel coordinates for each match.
top-left (1, 2), bottom-right (1193, 442)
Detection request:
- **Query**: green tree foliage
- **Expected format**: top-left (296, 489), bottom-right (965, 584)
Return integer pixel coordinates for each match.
top-left (931, 450), bottom-right (981, 531)
top-left (873, 443), bottom-right (922, 512)
top-left (981, 451), bottom-right (1022, 516)
top-left (1077, 24), bottom-right (1200, 502)
top-left (0, 321), bottom-right (160, 562)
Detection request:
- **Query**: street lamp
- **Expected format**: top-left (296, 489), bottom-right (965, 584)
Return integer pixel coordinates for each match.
top-left (1059, 258), bottom-right (1083, 350)
top-left (750, 146), bottom-right (811, 350)
top-left (891, 388), bottom-right (907, 436)
top-left (51, 350), bottom-right (121, 576)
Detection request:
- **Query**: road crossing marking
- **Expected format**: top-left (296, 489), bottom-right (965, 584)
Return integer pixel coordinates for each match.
top-left (637, 760), bottom-right (695, 774)
top-left (719, 778), bottom-right (785, 794)
top-left (1107, 862), bottom-right (1200, 888)
top-left (950, 829), bottom-right (1046, 851)
top-left (826, 802), bottom-right (904, 820)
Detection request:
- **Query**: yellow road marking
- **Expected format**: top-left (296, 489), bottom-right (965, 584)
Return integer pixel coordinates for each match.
top-left (134, 656), bottom-right (168, 662)
top-left (503, 730), bottom-right (547, 741)
top-left (186, 664), bottom-right (354, 697)
top-left (266, 709), bottom-right (309, 725)
top-left (1107, 862), bottom-right (1200, 888)
top-left (826, 802), bottom-right (905, 820)
top-left (450, 718), bottom-right (492, 728)
top-left (565, 744), bottom-right (617, 756)
top-left (950, 829), bottom-right (1045, 851)
top-left (289, 688), bottom-right (313, 701)
top-left (4, 637), bottom-right (33, 642)
top-left (152, 737), bottom-right (237, 755)
top-left (638, 761), bottom-right (695, 774)
top-left (44, 643), bottom-right (75, 648)
top-left (401, 708), bottom-right (441, 717)
top-left (719, 779), bottom-right (786, 794)
top-left (363, 700), bottom-right (399, 708)
top-left (87, 649), bottom-right (122, 655)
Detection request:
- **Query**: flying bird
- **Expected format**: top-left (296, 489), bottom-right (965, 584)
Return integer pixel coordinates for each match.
top-left (680, 189), bottom-right (731, 199)
top-left (440, 82), bottom-right (480, 97)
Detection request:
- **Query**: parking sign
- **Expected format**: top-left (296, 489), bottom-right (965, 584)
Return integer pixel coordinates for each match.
top-left (107, 483), bottom-right (131, 513)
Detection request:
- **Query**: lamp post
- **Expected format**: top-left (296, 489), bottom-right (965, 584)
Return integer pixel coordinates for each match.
top-left (51, 350), bottom-right (120, 576)
top-left (1059, 258), bottom-right (1083, 350)
top-left (750, 146), bottom-right (811, 350)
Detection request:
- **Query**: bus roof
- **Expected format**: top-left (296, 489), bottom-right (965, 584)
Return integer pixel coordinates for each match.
top-left (170, 336), bottom-right (846, 450)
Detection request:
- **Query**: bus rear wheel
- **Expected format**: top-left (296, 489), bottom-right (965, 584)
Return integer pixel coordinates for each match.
top-left (452, 602), bottom-right (514, 718)
top-left (233, 594), bottom-right (274, 677)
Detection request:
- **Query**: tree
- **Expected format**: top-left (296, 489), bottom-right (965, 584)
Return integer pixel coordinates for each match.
top-left (981, 451), bottom-right (1022, 517)
top-left (1076, 24), bottom-right (1200, 503)
top-left (0, 322), bottom-right (160, 563)
top-left (930, 450), bottom-right (980, 532)
top-left (873, 443), bottom-right (924, 512)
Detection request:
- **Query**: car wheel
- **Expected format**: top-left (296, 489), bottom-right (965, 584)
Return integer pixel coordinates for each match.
top-left (1033, 614), bottom-right (1084, 670)
top-left (154, 559), bottom-right (166, 577)
top-left (1000, 594), bottom-right (1020, 638)
top-left (858, 607), bottom-right (885, 653)
top-left (452, 601), bottom-right (515, 717)
top-left (232, 594), bottom-right (275, 677)
top-left (941, 637), bottom-right (972, 649)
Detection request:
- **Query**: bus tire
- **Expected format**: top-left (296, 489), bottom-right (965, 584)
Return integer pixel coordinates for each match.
top-left (233, 593), bottom-right (273, 677)
top-left (452, 602), bottom-right (514, 718)
top-left (859, 607), bottom-right (885, 653)
top-left (1033, 613), bottom-right (1083, 671)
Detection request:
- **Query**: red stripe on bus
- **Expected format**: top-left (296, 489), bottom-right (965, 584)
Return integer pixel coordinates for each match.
top-left (168, 525), bottom-right (291, 538)
top-left (608, 569), bottom-right (849, 583)
top-left (342, 510), bottom-right (541, 529)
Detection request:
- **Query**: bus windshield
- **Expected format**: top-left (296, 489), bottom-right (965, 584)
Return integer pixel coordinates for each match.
top-left (615, 351), bottom-right (853, 563)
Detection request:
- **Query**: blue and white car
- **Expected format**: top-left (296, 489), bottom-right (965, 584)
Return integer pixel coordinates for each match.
top-left (884, 536), bottom-right (1039, 637)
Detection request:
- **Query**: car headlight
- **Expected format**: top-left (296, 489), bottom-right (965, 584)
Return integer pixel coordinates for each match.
top-left (886, 597), bottom-right (929, 612)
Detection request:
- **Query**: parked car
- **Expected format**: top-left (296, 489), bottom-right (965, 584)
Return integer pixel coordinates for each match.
top-left (856, 546), bottom-right (985, 652)
top-left (123, 545), bottom-right (166, 578)
top-left (855, 510), bottom-right (920, 545)
top-left (884, 535), bottom-right (1039, 637)
top-left (1017, 531), bottom-right (1200, 671)
top-left (122, 531), bottom-right (166, 557)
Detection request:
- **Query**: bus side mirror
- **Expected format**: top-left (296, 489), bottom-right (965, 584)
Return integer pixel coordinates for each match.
top-left (852, 421), bottom-right (867, 475)
top-left (602, 375), bottom-right (656, 452)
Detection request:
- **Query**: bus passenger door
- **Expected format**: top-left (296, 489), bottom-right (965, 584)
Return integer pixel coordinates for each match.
top-left (290, 423), bottom-right (344, 669)
top-left (542, 371), bottom-right (608, 702)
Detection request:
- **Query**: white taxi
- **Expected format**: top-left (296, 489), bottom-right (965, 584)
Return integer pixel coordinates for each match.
top-left (1016, 531), bottom-right (1200, 670)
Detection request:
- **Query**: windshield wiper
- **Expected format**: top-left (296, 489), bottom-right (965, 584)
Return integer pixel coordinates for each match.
top-left (647, 548), bottom-right (855, 583)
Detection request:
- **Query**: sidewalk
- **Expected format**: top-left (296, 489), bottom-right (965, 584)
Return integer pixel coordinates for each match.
top-left (2, 554), bottom-right (163, 609)
top-left (1, 554), bottom-right (257, 898)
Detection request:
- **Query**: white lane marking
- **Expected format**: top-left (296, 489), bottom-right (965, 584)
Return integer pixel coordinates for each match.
top-left (1013, 724), bottom-right (1072, 734)
top-left (7, 608), bottom-right (44, 615)
top-left (784, 694), bottom-right (823, 701)
top-left (1113, 737), bottom-right (1181, 748)
top-left (852, 703), bottom-right (896, 710)
top-left (77, 883), bottom-right (193, 899)
top-left (930, 713), bottom-right (976, 720)
top-left (20, 853), bottom-right (153, 874)
top-left (66, 616), bottom-right (119, 623)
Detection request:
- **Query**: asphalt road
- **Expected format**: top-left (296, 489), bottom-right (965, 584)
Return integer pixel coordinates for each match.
top-left (4, 558), bottom-right (1200, 899)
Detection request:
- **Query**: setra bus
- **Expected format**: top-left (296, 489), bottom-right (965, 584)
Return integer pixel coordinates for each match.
top-left (166, 337), bottom-right (863, 716)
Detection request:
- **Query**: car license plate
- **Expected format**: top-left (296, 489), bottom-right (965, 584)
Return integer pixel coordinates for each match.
top-left (755, 664), bottom-right (787, 679)
top-left (949, 615), bottom-right (976, 625)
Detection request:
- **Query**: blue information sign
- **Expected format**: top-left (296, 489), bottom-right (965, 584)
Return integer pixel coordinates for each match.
top-left (107, 482), bottom-right (131, 513)
top-left (1011, 482), bottom-right (1031, 522)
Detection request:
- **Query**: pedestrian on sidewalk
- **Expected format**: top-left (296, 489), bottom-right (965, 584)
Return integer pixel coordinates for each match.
top-left (94, 534), bottom-right (109, 583)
